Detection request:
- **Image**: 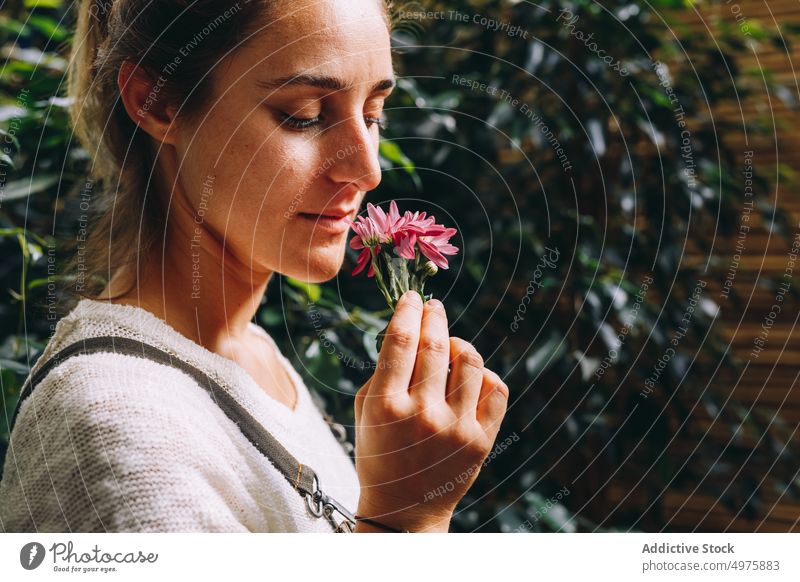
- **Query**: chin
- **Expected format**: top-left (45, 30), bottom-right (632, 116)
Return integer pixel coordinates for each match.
top-left (283, 251), bottom-right (344, 283)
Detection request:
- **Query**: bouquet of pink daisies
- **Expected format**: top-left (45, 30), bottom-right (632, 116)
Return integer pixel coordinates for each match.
top-left (348, 201), bottom-right (459, 351)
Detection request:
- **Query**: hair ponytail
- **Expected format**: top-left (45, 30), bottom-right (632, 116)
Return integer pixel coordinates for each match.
top-left (68, 1), bottom-right (113, 178)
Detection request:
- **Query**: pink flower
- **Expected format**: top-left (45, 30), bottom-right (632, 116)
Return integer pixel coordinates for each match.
top-left (349, 202), bottom-right (399, 277)
top-left (349, 201), bottom-right (459, 350)
top-left (348, 201), bottom-right (459, 277)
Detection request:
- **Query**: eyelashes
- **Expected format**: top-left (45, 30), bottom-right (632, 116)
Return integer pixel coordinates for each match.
top-left (280, 114), bottom-right (322, 130)
top-left (279, 113), bottom-right (388, 131)
top-left (366, 116), bottom-right (389, 130)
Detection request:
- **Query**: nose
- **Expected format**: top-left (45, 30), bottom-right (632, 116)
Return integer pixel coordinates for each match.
top-left (324, 116), bottom-right (383, 193)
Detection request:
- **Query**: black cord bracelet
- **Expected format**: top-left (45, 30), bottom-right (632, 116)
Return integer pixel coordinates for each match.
top-left (354, 515), bottom-right (410, 533)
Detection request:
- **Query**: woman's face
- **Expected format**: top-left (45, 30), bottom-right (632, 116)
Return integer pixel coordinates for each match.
top-left (171, 0), bottom-right (393, 283)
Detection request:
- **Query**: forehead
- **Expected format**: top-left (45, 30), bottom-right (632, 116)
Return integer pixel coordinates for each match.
top-left (233, 0), bottom-right (393, 86)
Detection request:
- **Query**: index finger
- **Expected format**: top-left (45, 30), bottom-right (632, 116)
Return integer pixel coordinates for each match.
top-left (371, 290), bottom-right (424, 399)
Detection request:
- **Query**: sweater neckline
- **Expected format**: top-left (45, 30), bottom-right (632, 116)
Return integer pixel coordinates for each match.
top-left (69, 298), bottom-right (308, 419)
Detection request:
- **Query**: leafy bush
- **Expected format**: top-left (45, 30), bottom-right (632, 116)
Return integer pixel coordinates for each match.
top-left (1, 0), bottom-right (797, 531)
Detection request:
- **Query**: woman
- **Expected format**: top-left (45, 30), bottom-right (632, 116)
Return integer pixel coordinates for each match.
top-left (0, 0), bottom-right (509, 533)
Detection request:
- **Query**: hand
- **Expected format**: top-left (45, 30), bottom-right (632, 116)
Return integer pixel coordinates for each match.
top-left (354, 290), bottom-right (510, 532)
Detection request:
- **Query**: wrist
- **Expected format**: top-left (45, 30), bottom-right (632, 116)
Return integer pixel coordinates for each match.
top-left (354, 516), bottom-right (409, 533)
top-left (356, 495), bottom-right (452, 533)
top-left (354, 514), bottom-right (450, 533)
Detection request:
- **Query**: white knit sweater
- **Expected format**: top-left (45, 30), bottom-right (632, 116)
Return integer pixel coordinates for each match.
top-left (0, 299), bottom-right (360, 532)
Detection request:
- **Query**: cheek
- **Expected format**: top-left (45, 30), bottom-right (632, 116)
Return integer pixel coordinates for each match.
top-left (222, 116), bottom-right (320, 210)
top-left (178, 109), bottom-right (348, 275)
top-left (186, 120), bottom-right (304, 232)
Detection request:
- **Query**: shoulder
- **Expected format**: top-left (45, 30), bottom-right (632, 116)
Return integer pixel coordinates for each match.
top-left (2, 352), bottom-right (249, 532)
top-left (20, 351), bottom-right (223, 434)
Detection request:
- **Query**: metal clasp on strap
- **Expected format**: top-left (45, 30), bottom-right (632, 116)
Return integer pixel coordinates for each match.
top-left (304, 474), bottom-right (356, 533)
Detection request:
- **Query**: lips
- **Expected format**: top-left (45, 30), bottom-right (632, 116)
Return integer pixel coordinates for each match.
top-left (300, 208), bottom-right (355, 219)
top-left (297, 211), bottom-right (353, 234)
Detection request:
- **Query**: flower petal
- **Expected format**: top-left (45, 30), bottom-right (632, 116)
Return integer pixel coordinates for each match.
top-left (388, 200), bottom-right (403, 230)
top-left (437, 243), bottom-right (459, 255)
top-left (418, 238), bottom-right (449, 269)
top-left (366, 203), bottom-right (388, 233)
top-left (352, 248), bottom-right (371, 275)
top-left (394, 233), bottom-right (417, 259)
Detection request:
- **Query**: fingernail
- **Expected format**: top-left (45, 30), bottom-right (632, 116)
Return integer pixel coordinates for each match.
top-left (427, 299), bottom-right (442, 310)
top-left (402, 290), bottom-right (422, 307)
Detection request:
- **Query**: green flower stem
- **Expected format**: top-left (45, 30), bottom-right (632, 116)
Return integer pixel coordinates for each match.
top-left (393, 256), bottom-right (410, 298)
top-left (370, 247), bottom-right (437, 352)
top-left (369, 247), bottom-right (394, 308)
top-left (385, 254), bottom-right (402, 304)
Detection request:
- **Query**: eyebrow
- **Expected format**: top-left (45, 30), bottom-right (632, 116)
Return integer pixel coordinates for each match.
top-left (255, 74), bottom-right (396, 94)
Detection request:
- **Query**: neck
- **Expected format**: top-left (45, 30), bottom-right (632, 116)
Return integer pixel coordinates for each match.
top-left (101, 171), bottom-right (272, 351)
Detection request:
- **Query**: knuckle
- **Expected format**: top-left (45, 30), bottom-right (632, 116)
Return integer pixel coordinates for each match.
top-left (457, 436), bottom-right (487, 461)
top-left (355, 379), bottom-right (372, 401)
top-left (457, 347), bottom-right (484, 370)
top-left (483, 369), bottom-right (510, 398)
top-left (388, 328), bottom-right (417, 349)
top-left (452, 422), bottom-right (479, 448)
top-left (483, 367), bottom-right (501, 383)
top-left (415, 410), bottom-right (443, 436)
top-left (450, 337), bottom-right (484, 369)
top-left (491, 379), bottom-right (510, 399)
top-left (373, 396), bottom-right (406, 420)
top-left (420, 335), bottom-right (450, 355)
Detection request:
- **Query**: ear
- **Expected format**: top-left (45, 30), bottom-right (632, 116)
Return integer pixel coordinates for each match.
top-left (117, 60), bottom-right (180, 145)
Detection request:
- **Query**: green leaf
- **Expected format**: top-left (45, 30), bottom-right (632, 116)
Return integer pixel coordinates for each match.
top-left (379, 140), bottom-right (416, 176)
top-left (26, 241), bottom-right (43, 263)
top-left (258, 307), bottom-right (283, 327)
top-left (0, 359), bottom-right (30, 375)
top-left (525, 332), bottom-right (568, 377)
top-left (285, 276), bottom-right (321, 303)
top-left (27, 15), bottom-right (69, 43)
top-left (24, 0), bottom-right (64, 9)
top-left (26, 277), bottom-right (53, 290)
top-left (0, 107), bottom-right (26, 123)
top-left (302, 339), bottom-right (342, 390)
top-left (362, 327), bottom-right (379, 363)
top-left (0, 175), bottom-right (59, 202)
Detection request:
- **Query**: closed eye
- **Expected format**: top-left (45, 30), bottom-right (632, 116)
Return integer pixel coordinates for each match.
top-left (279, 113), bottom-right (388, 131)
top-left (279, 113), bottom-right (322, 130)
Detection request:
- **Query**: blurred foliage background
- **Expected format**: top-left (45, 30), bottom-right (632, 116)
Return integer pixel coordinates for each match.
top-left (1, 0), bottom-right (799, 531)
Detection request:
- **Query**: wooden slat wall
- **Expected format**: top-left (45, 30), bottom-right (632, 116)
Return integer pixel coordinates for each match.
top-left (607, 1), bottom-right (800, 531)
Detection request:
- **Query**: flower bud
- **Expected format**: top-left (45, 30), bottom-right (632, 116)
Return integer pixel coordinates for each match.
top-left (423, 260), bottom-right (438, 276)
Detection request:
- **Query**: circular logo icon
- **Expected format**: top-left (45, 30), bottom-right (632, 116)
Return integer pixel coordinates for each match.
top-left (20, 542), bottom-right (46, 570)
